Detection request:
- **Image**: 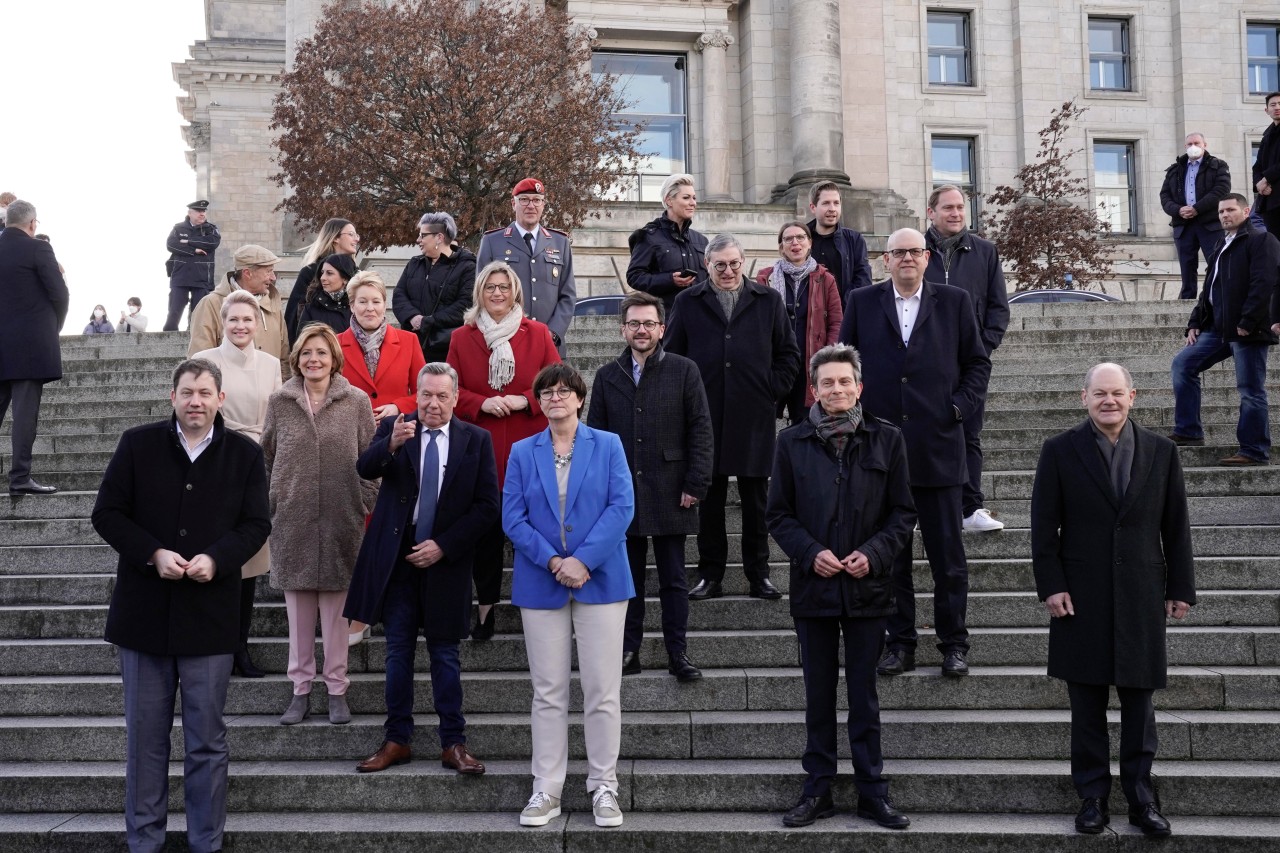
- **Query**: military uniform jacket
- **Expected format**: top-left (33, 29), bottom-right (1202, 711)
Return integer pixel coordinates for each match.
top-left (166, 218), bottom-right (221, 291)
top-left (476, 223), bottom-right (575, 346)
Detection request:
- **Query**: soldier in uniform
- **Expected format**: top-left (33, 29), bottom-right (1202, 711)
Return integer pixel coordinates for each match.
top-left (476, 178), bottom-right (576, 352)
top-left (164, 200), bottom-right (222, 332)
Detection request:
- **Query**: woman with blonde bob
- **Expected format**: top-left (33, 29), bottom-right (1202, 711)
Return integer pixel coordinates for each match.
top-left (263, 323), bottom-right (378, 725)
top-left (192, 289), bottom-right (282, 677)
top-left (446, 261), bottom-right (560, 640)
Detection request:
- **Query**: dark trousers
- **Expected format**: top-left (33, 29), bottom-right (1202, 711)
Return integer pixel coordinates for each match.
top-left (886, 484), bottom-right (969, 654)
top-left (119, 647), bottom-right (232, 853)
top-left (1173, 223), bottom-right (1219, 299)
top-left (1262, 206), bottom-right (1280, 243)
top-left (472, 513), bottom-right (505, 606)
top-left (697, 475), bottom-right (769, 584)
top-left (238, 577), bottom-right (257, 645)
top-left (961, 398), bottom-right (986, 517)
top-left (164, 287), bottom-right (208, 332)
top-left (795, 615), bottom-right (889, 799)
top-left (1067, 681), bottom-right (1158, 807)
top-left (0, 379), bottom-right (42, 487)
top-left (624, 534), bottom-right (689, 655)
top-left (779, 370), bottom-right (808, 426)
top-left (382, 562), bottom-right (466, 748)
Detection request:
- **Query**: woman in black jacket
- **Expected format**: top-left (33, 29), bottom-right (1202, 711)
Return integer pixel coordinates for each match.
top-left (626, 174), bottom-right (708, 314)
top-left (287, 218), bottom-right (360, 343)
top-left (296, 253), bottom-right (356, 334)
top-left (392, 211), bottom-right (476, 363)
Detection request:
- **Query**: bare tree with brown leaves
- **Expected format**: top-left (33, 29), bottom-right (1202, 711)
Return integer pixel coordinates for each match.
top-left (982, 99), bottom-right (1116, 291)
top-left (271, 0), bottom-right (645, 251)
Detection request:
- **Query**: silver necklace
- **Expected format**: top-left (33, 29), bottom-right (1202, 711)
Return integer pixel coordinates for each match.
top-left (553, 433), bottom-right (576, 469)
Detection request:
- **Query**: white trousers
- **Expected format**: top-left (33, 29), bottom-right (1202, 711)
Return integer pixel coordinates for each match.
top-left (521, 599), bottom-right (628, 799)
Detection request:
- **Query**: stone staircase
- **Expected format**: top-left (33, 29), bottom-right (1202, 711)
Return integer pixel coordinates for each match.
top-left (1, 304), bottom-right (1279, 850)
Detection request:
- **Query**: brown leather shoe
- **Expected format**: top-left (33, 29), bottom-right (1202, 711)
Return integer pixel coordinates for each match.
top-left (356, 741), bottom-right (411, 773)
top-left (441, 743), bottom-right (485, 775)
top-left (1220, 453), bottom-right (1268, 466)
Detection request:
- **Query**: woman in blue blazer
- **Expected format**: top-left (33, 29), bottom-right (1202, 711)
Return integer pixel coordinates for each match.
top-left (502, 363), bottom-right (635, 829)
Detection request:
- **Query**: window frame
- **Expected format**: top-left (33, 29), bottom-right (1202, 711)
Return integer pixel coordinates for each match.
top-left (1088, 16), bottom-right (1132, 92)
top-left (928, 135), bottom-right (982, 227)
top-left (1091, 139), bottom-right (1140, 236)
top-left (923, 8), bottom-right (978, 91)
top-left (1247, 21), bottom-right (1280, 96)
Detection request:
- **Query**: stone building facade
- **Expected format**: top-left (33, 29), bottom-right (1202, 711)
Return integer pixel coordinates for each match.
top-left (176, 0), bottom-right (1280, 296)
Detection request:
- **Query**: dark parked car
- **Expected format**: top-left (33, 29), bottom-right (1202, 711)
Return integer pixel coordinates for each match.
top-left (573, 295), bottom-right (624, 316)
top-left (1008, 289), bottom-right (1120, 304)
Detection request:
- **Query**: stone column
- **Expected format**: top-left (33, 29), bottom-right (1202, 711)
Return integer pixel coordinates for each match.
top-left (286, 0), bottom-right (327, 70)
top-left (786, 0), bottom-right (851, 191)
top-left (697, 30), bottom-right (735, 202)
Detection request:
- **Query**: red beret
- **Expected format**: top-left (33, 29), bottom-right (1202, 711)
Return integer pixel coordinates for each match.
top-left (512, 178), bottom-right (545, 197)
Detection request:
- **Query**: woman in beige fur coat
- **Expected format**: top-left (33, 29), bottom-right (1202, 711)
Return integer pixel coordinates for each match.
top-left (262, 323), bottom-right (378, 726)
top-left (193, 290), bottom-right (281, 679)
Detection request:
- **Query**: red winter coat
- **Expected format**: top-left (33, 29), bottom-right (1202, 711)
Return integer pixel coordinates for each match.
top-left (756, 263), bottom-right (843, 405)
top-left (338, 326), bottom-right (426, 417)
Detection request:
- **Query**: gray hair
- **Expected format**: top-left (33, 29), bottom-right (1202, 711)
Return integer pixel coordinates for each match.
top-left (1185, 131), bottom-right (1208, 146)
top-left (4, 200), bottom-right (35, 228)
top-left (705, 233), bottom-right (744, 259)
top-left (417, 211), bottom-right (458, 242)
top-left (1083, 361), bottom-right (1133, 390)
top-left (417, 361), bottom-right (459, 393)
top-left (660, 173), bottom-right (695, 202)
top-left (809, 344), bottom-right (862, 388)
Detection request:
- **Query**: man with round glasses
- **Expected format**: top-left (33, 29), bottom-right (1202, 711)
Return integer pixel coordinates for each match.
top-left (665, 234), bottom-right (801, 603)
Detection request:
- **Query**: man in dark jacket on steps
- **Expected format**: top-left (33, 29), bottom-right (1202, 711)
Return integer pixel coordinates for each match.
top-left (767, 344), bottom-right (915, 831)
top-left (1159, 134), bottom-right (1232, 299)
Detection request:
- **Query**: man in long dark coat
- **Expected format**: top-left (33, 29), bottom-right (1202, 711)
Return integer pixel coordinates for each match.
top-left (1032, 362), bottom-right (1196, 838)
top-left (587, 291), bottom-right (714, 681)
top-left (664, 233), bottom-right (801, 602)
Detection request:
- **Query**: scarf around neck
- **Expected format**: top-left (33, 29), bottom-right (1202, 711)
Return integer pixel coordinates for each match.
top-left (809, 401), bottom-right (864, 455)
top-left (767, 256), bottom-right (817, 302)
top-left (476, 305), bottom-right (525, 391)
top-left (350, 318), bottom-right (387, 378)
top-left (927, 225), bottom-right (966, 271)
top-left (314, 286), bottom-right (349, 314)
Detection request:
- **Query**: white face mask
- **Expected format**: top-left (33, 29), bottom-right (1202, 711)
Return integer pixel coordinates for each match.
top-left (1185, 145), bottom-right (1204, 160)
top-left (93, 310), bottom-right (105, 320)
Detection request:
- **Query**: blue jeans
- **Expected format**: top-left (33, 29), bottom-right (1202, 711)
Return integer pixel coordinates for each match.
top-left (382, 563), bottom-right (466, 748)
top-left (1171, 328), bottom-right (1271, 460)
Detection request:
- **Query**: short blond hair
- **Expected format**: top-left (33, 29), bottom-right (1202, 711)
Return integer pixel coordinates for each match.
top-left (220, 290), bottom-right (259, 324)
top-left (464, 261), bottom-right (525, 326)
top-left (346, 270), bottom-right (386, 303)
top-left (289, 323), bottom-right (345, 376)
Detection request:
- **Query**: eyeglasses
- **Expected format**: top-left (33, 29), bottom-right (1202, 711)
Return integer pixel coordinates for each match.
top-left (711, 260), bottom-right (744, 273)
top-left (888, 248), bottom-right (926, 259)
top-left (781, 234), bottom-right (809, 244)
top-left (538, 387), bottom-right (575, 400)
top-left (515, 196), bottom-right (546, 206)
top-left (418, 230), bottom-right (443, 240)
top-left (483, 283), bottom-right (513, 293)
top-left (623, 320), bottom-right (661, 331)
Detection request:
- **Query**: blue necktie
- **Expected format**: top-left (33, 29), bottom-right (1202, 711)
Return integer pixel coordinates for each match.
top-left (415, 429), bottom-right (441, 542)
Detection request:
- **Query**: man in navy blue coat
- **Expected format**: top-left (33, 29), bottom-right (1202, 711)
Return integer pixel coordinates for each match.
top-left (838, 228), bottom-right (991, 678)
top-left (344, 362), bottom-right (499, 775)
top-left (0, 200), bottom-right (68, 495)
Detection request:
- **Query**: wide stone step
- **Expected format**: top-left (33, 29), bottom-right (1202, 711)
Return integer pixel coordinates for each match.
top-left (981, 424), bottom-right (1280, 450)
top-left (981, 496), bottom-right (1280, 527)
top-left (989, 354), bottom-right (1277, 377)
top-left (987, 468), bottom-right (1280, 499)
top-left (982, 403), bottom-right (1264, 430)
top-left (994, 340), bottom-right (1183, 359)
top-left (0, 667), bottom-right (1270, 716)
top-left (986, 368), bottom-right (1268, 393)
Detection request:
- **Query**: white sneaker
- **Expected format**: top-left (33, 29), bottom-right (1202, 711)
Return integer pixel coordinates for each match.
top-left (592, 786), bottom-right (624, 827)
top-left (963, 508), bottom-right (1004, 532)
top-left (519, 791), bottom-right (561, 826)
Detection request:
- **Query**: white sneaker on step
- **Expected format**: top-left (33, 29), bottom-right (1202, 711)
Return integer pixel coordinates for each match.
top-left (963, 508), bottom-right (1004, 532)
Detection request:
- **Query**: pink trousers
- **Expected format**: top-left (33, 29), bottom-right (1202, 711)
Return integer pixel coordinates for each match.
top-left (283, 589), bottom-right (349, 696)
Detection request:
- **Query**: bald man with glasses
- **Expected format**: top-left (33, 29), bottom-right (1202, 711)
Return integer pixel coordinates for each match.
top-left (838, 228), bottom-right (991, 679)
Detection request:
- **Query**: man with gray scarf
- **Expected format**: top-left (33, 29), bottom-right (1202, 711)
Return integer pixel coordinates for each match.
top-left (924, 185), bottom-right (1009, 532)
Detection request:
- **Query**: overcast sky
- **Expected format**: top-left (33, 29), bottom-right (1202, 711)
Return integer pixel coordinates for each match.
top-left (3, 3), bottom-right (207, 333)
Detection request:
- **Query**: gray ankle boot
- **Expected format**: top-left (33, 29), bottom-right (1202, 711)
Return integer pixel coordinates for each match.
top-left (328, 694), bottom-right (351, 725)
top-left (279, 693), bottom-right (310, 725)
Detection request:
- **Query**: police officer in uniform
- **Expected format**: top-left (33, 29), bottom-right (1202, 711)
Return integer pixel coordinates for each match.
top-left (476, 178), bottom-right (576, 352)
top-left (164, 200), bottom-right (221, 331)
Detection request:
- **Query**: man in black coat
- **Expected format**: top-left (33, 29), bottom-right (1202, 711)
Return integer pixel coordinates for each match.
top-left (91, 359), bottom-right (271, 853)
top-left (1170, 194), bottom-right (1280, 465)
top-left (838, 228), bottom-right (991, 678)
top-left (924, 184), bottom-right (1010, 532)
top-left (587, 291), bottom-right (714, 681)
top-left (344, 362), bottom-right (498, 775)
top-left (163, 200), bottom-right (221, 331)
top-left (1253, 91), bottom-right (1280, 239)
top-left (0, 200), bottom-right (68, 496)
top-left (767, 344), bottom-right (916, 831)
top-left (1032, 362), bottom-right (1195, 837)
top-left (1159, 133), bottom-right (1233, 299)
top-left (664, 233), bottom-right (801, 602)
top-left (807, 181), bottom-right (873, 303)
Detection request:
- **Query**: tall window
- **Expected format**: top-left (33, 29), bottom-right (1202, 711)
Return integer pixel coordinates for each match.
top-left (931, 136), bottom-right (979, 224)
top-left (1089, 18), bottom-right (1131, 91)
top-left (927, 12), bottom-right (972, 86)
top-left (592, 52), bottom-right (688, 202)
top-left (1094, 141), bottom-right (1137, 234)
top-left (1248, 23), bottom-right (1280, 94)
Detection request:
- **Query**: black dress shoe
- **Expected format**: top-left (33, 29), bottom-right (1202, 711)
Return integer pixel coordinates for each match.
top-left (9, 479), bottom-right (57, 496)
top-left (471, 607), bottom-right (495, 641)
top-left (941, 650), bottom-right (970, 678)
top-left (232, 644), bottom-right (265, 678)
top-left (876, 648), bottom-right (915, 676)
top-left (782, 793), bottom-right (835, 827)
top-left (668, 652), bottom-right (702, 682)
top-left (856, 795), bottom-right (910, 829)
top-left (688, 579), bottom-right (722, 601)
top-left (621, 650), bottom-right (641, 676)
top-left (1075, 797), bottom-right (1110, 834)
top-left (1128, 803), bottom-right (1171, 837)
top-left (749, 578), bottom-right (782, 600)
